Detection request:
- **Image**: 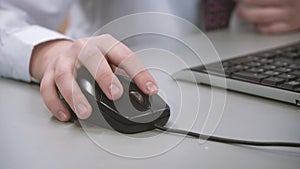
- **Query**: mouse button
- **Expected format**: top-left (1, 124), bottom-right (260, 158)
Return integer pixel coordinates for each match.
top-left (76, 68), bottom-right (96, 97)
top-left (94, 81), bottom-right (104, 101)
top-left (98, 101), bottom-right (136, 125)
top-left (94, 91), bottom-right (139, 126)
top-left (94, 83), bottom-right (118, 113)
top-left (77, 78), bottom-right (95, 97)
top-left (147, 95), bottom-right (170, 119)
top-left (148, 94), bottom-right (168, 111)
top-left (113, 96), bottom-right (142, 116)
top-left (113, 96), bottom-right (155, 123)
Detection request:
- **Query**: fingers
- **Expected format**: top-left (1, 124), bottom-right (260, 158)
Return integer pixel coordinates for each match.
top-left (75, 38), bottom-right (124, 100)
top-left (132, 69), bottom-right (159, 95)
top-left (40, 69), bottom-right (71, 122)
top-left (111, 58), bottom-right (158, 96)
top-left (54, 53), bottom-right (92, 119)
top-left (96, 35), bottom-right (158, 95)
top-left (235, 0), bottom-right (282, 6)
top-left (235, 0), bottom-right (300, 33)
top-left (236, 5), bottom-right (286, 24)
top-left (111, 64), bottom-right (128, 76)
top-left (255, 22), bottom-right (295, 33)
top-left (78, 35), bottom-right (158, 98)
top-left (39, 34), bottom-right (158, 122)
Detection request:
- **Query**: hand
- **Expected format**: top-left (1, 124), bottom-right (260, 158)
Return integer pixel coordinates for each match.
top-left (235, 0), bottom-right (300, 33)
top-left (30, 34), bottom-right (158, 121)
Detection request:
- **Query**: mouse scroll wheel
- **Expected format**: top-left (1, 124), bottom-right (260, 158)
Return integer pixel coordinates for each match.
top-left (129, 91), bottom-right (145, 104)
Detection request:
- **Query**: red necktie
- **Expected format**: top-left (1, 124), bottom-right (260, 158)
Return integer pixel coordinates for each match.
top-left (203, 0), bottom-right (236, 31)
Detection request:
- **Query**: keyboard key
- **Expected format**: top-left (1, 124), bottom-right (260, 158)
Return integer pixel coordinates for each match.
top-left (246, 67), bottom-right (265, 73)
top-left (289, 64), bottom-right (300, 70)
top-left (262, 65), bottom-right (277, 70)
top-left (264, 70), bottom-right (280, 76)
top-left (262, 77), bottom-right (285, 86)
top-left (233, 65), bottom-right (249, 70)
top-left (260, 52), bottom-right (276, 58)
top-left (280, 81), bottom-right (300, 90)
top-left (224, 68), bottom-right (238, 75)
top-left (284, 47), bottom-right (298, 52)
top-left (232, 72), bottom-right (269, 83)
top-left (274, 61), bottom-right (289, 67)
top-left (291, 71), bottom-right (300, 77)
top-left (247, 55), bottom-right (260, 61)
top-left (245, 61), bottom-right (262, 67)
top-left (222, 61), bottom-right (232, 67)
top-left (275, 57), bottom-right (295, 64)
top-left (276, 67), bottom-right (292, 73)
top-left (278, 74), bottom-right (297, 81)
top-left (259, 58), bottom-right (273, 64)
top-left (274, 49), bottom-right (283, 56)
top-left (285, 52), bottom-right (300, 59)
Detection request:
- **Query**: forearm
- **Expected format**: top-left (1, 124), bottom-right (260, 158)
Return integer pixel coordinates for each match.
top-left (0, 0), bottom-right (73, 82)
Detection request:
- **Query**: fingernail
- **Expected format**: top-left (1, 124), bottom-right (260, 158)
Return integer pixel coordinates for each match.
top-left (76, 103), bottom-right (88, 116)
top-left (146, 81), bottom-right (158, 94)
top-left (109, 83), bottom-right (121, 99)
top-left (57, 111), bottom-right (67, 121)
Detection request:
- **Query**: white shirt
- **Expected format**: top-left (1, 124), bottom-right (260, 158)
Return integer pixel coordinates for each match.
top-left (0, 0), bottom-right (200, 82)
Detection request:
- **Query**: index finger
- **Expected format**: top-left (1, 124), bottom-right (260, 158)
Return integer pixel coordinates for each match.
top-left (92, 34), bottom-right (159, 95)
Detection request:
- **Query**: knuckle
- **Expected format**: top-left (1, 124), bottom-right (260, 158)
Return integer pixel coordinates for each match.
top-left (54, 69), bottom-right (69, 82)
top-left (73, 38), bottom-right (87, 49)
top-left (118, 43), bottom-right (134, 56)
top-left (39, 80), bottom-right (59, 109)
top-left (81, 48), bottom-right (102, 63)
top-left (54, 56), bottom-right (68, 69)
top-left (54, 62), bottom-right (73, 81)
top-left (96, 70), bottom-right (114, 84)
top-left (76, 39), bottom-right (104, 63)
top-left (40, 76), bottom-right (52, 94)
top-left (99, 34), bottom-right (113, 40)
top-left (39, 80), bottom-right (48, 95)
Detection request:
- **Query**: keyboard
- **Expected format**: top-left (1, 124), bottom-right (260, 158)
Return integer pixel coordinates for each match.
top-left (190, 43), bottom-right (300, 93)
top-left (174, 42), bottom-right (300, 106)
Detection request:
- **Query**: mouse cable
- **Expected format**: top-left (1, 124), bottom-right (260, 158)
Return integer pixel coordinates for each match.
top-left (154, 124), bottom-right (300, 148)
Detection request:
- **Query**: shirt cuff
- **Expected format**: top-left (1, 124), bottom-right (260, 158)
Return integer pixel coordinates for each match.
top-left (2, 25), bottom-right (72, 82)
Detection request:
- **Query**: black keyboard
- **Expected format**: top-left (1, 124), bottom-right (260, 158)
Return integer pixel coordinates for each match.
top-left (190, 43), bottom-right (300, 93)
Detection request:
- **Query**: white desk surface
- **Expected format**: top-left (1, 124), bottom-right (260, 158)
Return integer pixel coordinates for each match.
top-left (1, 26), bottom-right (300, 169)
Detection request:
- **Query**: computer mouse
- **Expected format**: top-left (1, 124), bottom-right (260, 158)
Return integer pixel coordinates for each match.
top-left (70, 67), bottom-right (170, 134)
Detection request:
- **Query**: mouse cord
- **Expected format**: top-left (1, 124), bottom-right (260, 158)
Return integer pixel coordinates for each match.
top-left (154, 124), bottom-right (300, 148)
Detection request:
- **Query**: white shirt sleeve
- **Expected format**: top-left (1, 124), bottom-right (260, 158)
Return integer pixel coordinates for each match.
top-left (0, 0), bottom-right (74, 82)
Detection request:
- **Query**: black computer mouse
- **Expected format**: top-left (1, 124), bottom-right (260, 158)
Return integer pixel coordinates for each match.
top-left (71, 67), bottom-right (170, 134)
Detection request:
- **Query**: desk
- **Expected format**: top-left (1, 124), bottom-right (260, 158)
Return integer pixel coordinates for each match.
top-left (1, 27), bottom-right (300, 169)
